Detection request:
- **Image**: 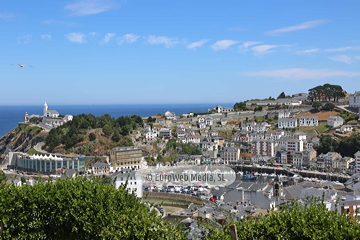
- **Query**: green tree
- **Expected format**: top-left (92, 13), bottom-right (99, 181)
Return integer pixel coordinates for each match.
top-left (233, 101), bottom-right (248, 111)
top-left (147, 116), bottom-right (156, 123)
top-left (312, 101), bottom-right (322, 111)
top-left (102, 123), bottom-right (113, 136)
top-left (277, 91), bottom-right (286, 99)
top-left (0, 171), bottom-right (7, 183)
top-left (0, 177), bottom-right (184, 239)
top-left (112, 130), bottom-right (121, 142)
top-left (207, 198), bottom-right (360, 240)
top-left (315, 135), bottom-right (339, 154)
top-left (89, 132), bottom-right (96, 141)
top-left (322, 102), bottom-right (335, 111)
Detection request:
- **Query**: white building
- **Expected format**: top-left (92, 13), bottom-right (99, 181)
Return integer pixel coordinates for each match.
top-left (278, 118), bottom-right (297, 128)
top-left (338, 125), bottom-right (353, 133)
top-left (349, 91), bottom-right (360, 108)
top-left (208, 105), bottom-right (234, 113)
top-left (242, 122), bottom-right (255, 132)
top-left (159, 128), bottom-right (171, 137)
top-left (327, 116), bottom-right (344, 127)
top-left (299, 116), bottom-right (318, 126)
top-left (278, 110), bottom-right (291, 119)
top-left (205, 116), bottom-right (213, 126)
top-left (113, 171), bottom-right (143, 198)
top-left (355, 151), bottom-right (360, 173)
top-left (43, 102), bottom-right (59, 118)
top-left (246, 99), bottom-right (301, 106)
top-left (285, 139), bottom-right (304, 152)
top-left (144, 125), bottom-right (158, 140)
top-left (198, 122), bottom-right (207, 129)
top-left (164, 111), bottom-right (176, 120)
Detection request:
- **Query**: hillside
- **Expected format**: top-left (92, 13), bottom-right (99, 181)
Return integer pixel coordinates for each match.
top-left (0, 124), bottom-right (47, 159)
top-left (44, 114), bottom-right (143, 156)
top-left (296, 110), bottom-right (340, 121)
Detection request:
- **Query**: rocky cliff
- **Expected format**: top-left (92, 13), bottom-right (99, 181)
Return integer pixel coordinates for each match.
top-left (0, 124), bottom-right (48, 159)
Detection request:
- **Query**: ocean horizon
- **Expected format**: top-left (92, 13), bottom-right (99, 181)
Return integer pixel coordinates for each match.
top-left (0, 103), bottom-right (234, 138)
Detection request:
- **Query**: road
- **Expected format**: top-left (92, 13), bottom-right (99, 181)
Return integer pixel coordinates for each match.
top-left (337, 105), bottom-right (358, 114)
top-left (34, 142), bottom-right (48, 154)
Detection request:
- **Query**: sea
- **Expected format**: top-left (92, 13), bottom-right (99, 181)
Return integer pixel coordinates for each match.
top-left (0, 103), bottom-right (234, 138)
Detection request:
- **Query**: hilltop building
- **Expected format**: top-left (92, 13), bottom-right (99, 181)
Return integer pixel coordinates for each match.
top-left (24, 102), bottom-right (73, 129)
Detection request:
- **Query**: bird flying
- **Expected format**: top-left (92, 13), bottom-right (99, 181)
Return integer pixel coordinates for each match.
top-left (12, 64), bottom-right (33, 67)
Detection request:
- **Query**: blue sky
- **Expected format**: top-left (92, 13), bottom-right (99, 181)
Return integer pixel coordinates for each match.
top-left (1, 0), bottom-right (360, 105)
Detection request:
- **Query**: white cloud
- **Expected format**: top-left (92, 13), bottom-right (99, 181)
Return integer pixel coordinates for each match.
top-left (89, 32), bottom-right (97, 37)
top-left (227, 27), bottom-right (247, 31)
top-left (251, 44), bottom-right (279, 55)
top-left (211, 40), bottom-right (239, 51)
top-left (42, 20), bottom-right (77, 26)
top-left (265, 19), bottom-right (327, 36)
top-left (64, 0), bottom-right (118, 16)
top-left (325, 46), bottom-right (360, 52)
top-left (100, 33), bottom-right (115, 44)
top-left (147, 35), bottom-right (179, 48)
top-left (187, 39), bottom-right (209, 50)
top-left (17, 34), bottom-right (32, 44)
top-left (238, 41), bottom-right (261, 52)
top-left (244, 68), bottom-right (360, 80)
top-left (297, 48), bottom-right (320, 54)
top-left (0, 13), bottom-right (15, 20)
top-left (116, 34), bottom-right (140, 45)
top-left (242, 41), bottom-right (261, 48)
top-left (40, 34), bottom-right (52, 40)
top-left (329, 55), bottom-right (352, 64)
top-left (65, 32), bottom-right (86, 44)
top-left (356, 56), bottom-right (360, 60)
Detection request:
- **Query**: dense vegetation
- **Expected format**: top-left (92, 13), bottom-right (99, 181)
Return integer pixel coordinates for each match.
top-left (233, 101), bottom-right (248, 111)
top-left (315, 133), bottom-right (360, 157)
top-left (207, 198), bottom-right (360, 240)
top-left (0, 177), bottom-right (184, 240)
top-left (308, 83), bottom-right (345, 102)
top-left (338, 110), bottom-right (359, 123)
top-left (163, 139), bottom-right (202, 155)
top-left (45, 114), bottom-right (143, 152)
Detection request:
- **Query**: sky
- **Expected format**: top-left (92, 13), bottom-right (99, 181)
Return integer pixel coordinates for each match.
top-left (1, 0), bottom-right (360, 105)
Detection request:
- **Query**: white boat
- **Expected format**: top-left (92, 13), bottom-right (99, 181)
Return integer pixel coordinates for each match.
top-left (269, 173), bottom-right (277, 178)
top-left (261, 173), bottom-right (269, 177)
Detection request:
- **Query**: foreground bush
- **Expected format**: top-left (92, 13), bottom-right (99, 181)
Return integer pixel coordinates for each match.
top-left (207, 198), bottom-right (360, 240)
top-left (0, 178), bottom-right (184, 240)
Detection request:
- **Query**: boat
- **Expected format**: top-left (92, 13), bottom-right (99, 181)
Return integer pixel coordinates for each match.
top-left (261, 173), bottom-right (269, 177)
top-left (242, 174), bottom-right (257, 180)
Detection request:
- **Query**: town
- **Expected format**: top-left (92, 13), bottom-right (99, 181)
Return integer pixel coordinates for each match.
top-left (2, 84), bottom-right (360, 239)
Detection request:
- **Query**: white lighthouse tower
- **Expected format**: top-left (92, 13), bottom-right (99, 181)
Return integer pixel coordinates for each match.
top-left (43, 102), bottom-right (48, 116)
